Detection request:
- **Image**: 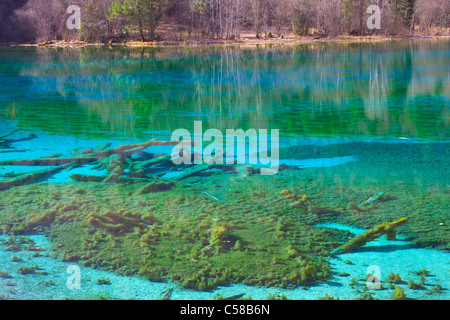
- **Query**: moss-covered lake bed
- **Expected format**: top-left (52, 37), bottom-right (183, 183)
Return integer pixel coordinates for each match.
top-left (0, 145), bottom-right (448, 299)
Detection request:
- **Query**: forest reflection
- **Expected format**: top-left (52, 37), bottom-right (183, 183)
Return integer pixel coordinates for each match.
top-left (1, 39), bottom-right (448, 141)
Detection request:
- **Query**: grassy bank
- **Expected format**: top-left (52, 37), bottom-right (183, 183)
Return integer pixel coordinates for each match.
top-left (3, 34), bottom-right (450, 49)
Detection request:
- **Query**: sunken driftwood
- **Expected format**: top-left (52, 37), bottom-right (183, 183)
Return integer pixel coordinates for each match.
top-left (0, 130), bottom-right (20, 144)
top-left (0, 137), bottom-right (299, 191)
top-left (0, 165), bottom-right (70, 191)
top-left (0, 129), bottom-right (39, 149)
top-left (0, 139), bottom-right (180, 191)
top-left (331, 218), bottom-right (408, 255)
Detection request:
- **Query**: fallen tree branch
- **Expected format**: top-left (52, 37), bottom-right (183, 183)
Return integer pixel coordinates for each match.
top-left (0, 157), bottom-right (96, 167)
top-left (0, 164), bottom-right (71, 191)
top-left (331, 218), bottom-right (408, 255)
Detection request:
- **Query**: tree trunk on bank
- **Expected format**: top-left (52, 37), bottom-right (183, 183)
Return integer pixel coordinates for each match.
top-left (139, 19), bottom-right (146, 41)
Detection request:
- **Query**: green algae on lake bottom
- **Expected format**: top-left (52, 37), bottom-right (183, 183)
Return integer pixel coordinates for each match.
top-left (0, 166), bottom-right (448, 291)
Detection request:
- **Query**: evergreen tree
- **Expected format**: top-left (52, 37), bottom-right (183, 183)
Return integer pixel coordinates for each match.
top-left (390, 0), bottom-right (416, 28)
top-left (108, 0), bottom-right (166, 41)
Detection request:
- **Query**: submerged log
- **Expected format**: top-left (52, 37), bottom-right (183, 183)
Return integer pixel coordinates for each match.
top-left (223, 293), bottom-right (246, 300)
top-left (331, 218), bottom-right (408, 255)
top-left (0, 137), bottom-right (295, 190)
top-left (138, 181), bottom-right (175, 194)
top-left (171, 164), bottom-right (216, 181)
top-left (96, 139), bottom-right (181, 159)
top-left (171, 163), bottom-right (261, 181)
top-left (69, 174), bottom-right (105, 182)
top-left (0, 157), bottom-right (96, 167)
top-left (0, 139), bottom-right (181, 189)
top-left (70, 173), bottom-right (151, 185)
top-left (0, 139), bottom-right (180, 167)
top-left (0, 129), bottom-right (20, 141)
top-left (132, 154), bottom-right (172, 171)
top-left (358, 192), bottom-right (385, 208)
top-left (0, 165), bottom-right (70, 191)
top-left (94, 143), bottom-right (112, 152)
top-left (40, 153), bottom-right (63, 159)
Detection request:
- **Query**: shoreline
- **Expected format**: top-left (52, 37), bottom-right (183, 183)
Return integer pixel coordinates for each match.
top-left (1, 34), bottom-right (449, 49)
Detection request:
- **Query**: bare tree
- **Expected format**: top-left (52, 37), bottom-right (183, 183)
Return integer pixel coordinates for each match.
top-left (12, 0), bottom-right (74, 42)
top-left (343, 0), bottom-right (372, 35)
top-left (313, 0), bottom-right (343, 37)
top-left (415, 0), bottom-right (450, 32)
top-left (81, 0), bottom-right (115, 42)
top-left (272, 0), bottom-right (292, 37)
top-left (2, 0), bottom-right (449, 43)
top-left (0, 0), bottom-right (28, 42)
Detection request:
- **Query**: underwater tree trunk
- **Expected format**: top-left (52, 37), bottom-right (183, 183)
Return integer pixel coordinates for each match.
top-left (331, 218), bottom-right (408, 255)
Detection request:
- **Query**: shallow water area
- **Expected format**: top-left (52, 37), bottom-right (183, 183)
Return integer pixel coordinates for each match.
top-left (1, 225), bottom-right (448, 300)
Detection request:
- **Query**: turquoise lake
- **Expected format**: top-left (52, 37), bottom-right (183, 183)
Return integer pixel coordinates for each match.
top-left (0, 39), bottom-right (448, 300)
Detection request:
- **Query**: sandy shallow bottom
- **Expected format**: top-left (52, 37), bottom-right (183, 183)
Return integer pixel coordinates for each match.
top-left (1, 223), bottom-right (448, 300)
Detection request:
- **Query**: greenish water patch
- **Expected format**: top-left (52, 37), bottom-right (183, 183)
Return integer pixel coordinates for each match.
top-left (0, 39), bottom-right (448, 141)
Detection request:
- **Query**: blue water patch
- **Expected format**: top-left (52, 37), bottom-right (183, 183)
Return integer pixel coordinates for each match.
top-left (280, 156), bottom-right (357, 168)
top-left (49, 165), bottom-right (109, 183)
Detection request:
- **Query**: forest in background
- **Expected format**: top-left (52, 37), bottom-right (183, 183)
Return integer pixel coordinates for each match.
top-left (0, 0), bottom-right (449, 43)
